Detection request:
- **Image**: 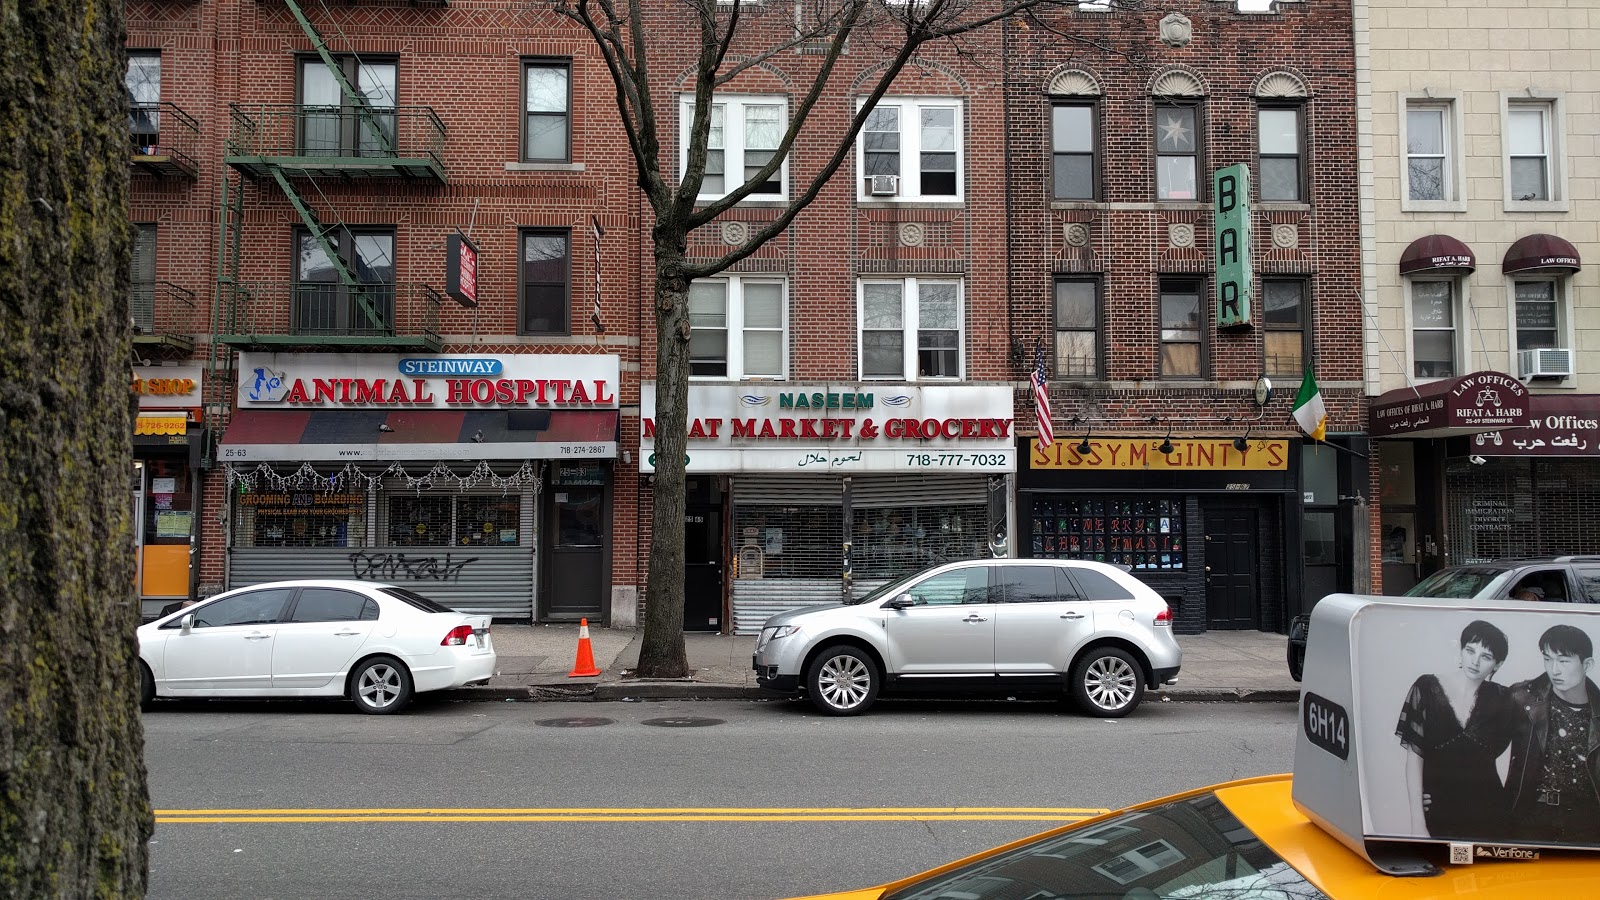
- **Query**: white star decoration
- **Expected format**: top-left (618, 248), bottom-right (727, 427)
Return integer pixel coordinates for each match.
top-left (1160, 115), bottom-right (1192, 149)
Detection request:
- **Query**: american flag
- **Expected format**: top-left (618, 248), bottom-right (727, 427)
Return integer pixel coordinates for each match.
top-left (1032, 339), bottom-right (1053, 450)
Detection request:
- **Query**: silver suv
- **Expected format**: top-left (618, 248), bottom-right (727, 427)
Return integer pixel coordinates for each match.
top-left (752, 558), bottom-right (1181, 717)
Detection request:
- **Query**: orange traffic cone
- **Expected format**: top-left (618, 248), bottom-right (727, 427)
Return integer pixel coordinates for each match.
top-left (568, 617), bottom-right (602, 678)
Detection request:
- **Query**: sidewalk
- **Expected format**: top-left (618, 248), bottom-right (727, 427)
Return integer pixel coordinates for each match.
top-left (441, 622), bottom-right (1301, 703)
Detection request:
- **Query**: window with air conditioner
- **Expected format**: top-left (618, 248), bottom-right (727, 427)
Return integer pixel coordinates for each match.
top-left (689, 277), bottom-right (787, 380)
top-left (858, 278), bottom-right (963, 380)
top-left (679, 95), bottom-right (788, 201)
top-left (856, 97), bottom-right (964, 202)
top-left (1513, 280), bottom-right (1571, 379)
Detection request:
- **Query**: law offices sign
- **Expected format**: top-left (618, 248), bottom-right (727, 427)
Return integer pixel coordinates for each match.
top-left (638, 383), bottom-right (1015, 473)
top-left (235, 352), bottom-right (620, 409)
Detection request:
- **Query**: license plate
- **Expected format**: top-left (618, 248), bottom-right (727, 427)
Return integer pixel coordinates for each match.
top-left (474, 635), bottom-right (484, 649)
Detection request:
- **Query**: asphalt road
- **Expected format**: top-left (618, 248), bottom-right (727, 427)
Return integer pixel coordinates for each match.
top-left (144, 695), bottom-right (1300, 900)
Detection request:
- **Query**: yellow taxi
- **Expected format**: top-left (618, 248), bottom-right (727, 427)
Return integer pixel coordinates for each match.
top-left (788, 595), bottom-right (1600, 899)
top-left (786, 773), bottom-right (1599, 899)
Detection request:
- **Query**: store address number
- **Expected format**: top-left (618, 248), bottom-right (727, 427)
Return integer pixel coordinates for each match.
top-left (906, 452), bottom-right (1009, 468)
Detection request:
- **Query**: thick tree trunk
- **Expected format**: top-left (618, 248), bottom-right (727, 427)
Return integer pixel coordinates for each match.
top-left (636, 250), bottom-right (692, 678)
top-left (0, 0), bottom-right (154, 896)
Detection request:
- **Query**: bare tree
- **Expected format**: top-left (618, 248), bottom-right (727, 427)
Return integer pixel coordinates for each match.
top-left (0, 0), bottom-right (153, 894)
top-left (555, 0), bottom-right (1136, 677)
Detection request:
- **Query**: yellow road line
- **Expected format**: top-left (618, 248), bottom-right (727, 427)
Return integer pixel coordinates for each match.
top-left (154, 806), bottom-right (1109, 824)
top-left (156, 806), bottom-right (1106, 815)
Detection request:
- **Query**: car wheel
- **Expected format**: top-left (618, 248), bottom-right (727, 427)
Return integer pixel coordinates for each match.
top-left (1071, 647), bottom-right (1144, 718)
top-left (139, 662), bottom-right (155, 711)
top-left (350, 656), bottom-right (413, 715)
top-left (1287, 641), bottom-right (1305, 683)
top-left (806, 646), bottom-right (879, 716)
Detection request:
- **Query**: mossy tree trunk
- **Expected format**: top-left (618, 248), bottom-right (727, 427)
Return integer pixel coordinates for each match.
top-left (0, 0), bottom-right (154, 895)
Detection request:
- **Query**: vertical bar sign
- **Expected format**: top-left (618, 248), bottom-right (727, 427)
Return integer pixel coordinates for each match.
top-left (1214, 163), bottom-right (1252, 328)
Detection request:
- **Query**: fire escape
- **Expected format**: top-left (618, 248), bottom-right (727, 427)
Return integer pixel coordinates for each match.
top-left (212, 0), bottom-right (446, 363)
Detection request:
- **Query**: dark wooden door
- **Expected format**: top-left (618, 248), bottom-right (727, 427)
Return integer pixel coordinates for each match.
top-left (683, 501), bottom-right (723, 632)
top-left (540, 486), bottom-right (605, 621)
top-left (1204, 508), bottom-right (1259, 630)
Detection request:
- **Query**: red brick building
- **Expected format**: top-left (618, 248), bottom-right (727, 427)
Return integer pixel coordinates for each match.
top-left (127, 0), bottom-right (645, 622)
top-left (1003, 2), bottom-right (1370, 633)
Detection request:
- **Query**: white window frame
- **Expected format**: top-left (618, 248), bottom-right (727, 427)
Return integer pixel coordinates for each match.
top-left (1506, 277), bottom-right (1573, 371)
top-left (688, 276), bottom-right (788, 381)
top-left (1501, 92), bottom-right (1567, 212)
top-left (1398, 94), bottom-right (1466, 213)
top-left (1405, 278), bottom-right (1465, 383)
top-left (678, 94), bottom-right (788, 202)
top-left (854, 97), bottom-right (965, 203)
top-left (856, 277), bottom-right (965, 381)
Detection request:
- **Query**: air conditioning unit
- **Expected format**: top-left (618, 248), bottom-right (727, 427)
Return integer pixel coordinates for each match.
top-left (1518, 347), bottom-right (1574, 379)
top-left (867, 174), bottom-right (899, 197)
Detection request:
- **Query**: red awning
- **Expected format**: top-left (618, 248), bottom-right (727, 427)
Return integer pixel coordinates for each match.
top-left (1399, 234), bottom-right (1475, 275)
top-left (1503, 233), bottom-right (1581, 274)
top-left (1370, 371), bottom-right (1535, 439)
top-left (218, 409), bottom-right (617, 463)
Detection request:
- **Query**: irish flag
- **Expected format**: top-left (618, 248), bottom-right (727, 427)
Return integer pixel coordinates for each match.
top-left (1293, 365), bottom-right (1327, 441)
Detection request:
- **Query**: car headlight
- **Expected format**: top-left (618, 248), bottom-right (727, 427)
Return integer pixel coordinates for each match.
top-left (759, 624), bottom-right (802, 646)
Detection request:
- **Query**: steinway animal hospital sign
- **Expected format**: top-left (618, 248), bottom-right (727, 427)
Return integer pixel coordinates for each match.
top-left (236, 352), bottom-right (620, 409)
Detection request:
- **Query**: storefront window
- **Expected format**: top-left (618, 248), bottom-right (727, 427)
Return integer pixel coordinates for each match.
top-left (1304, 510), bottom-right (1336, 565)
top-left (235, 490), bottom-right (365, 548)
top-left (143, 459), bottom-right (193, 546)
top-left (456, 496), bottom-right (520, 547)
top-left (387, 496), bottom-right (452, 547)
top-left (1030, 497), bottom-right (1186, 570)
top-left (852, 505), bottom-right (987, 581)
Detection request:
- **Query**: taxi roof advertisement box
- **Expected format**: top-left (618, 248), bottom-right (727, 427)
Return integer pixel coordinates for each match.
top-left (1294, 595), bottom-right (1600, 874)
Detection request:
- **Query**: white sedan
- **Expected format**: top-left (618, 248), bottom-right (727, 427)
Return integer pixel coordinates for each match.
top-left (138, 580), bottom-right (496, 714)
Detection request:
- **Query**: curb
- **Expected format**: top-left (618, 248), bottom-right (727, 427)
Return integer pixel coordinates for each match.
top-left (435, 684), bottom-right (1300, 704)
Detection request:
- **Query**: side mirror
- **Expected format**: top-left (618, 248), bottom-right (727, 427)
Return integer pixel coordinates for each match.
top-left (179, 613), bottom-right (194, 635)
top-left (886, 594), bottom-right (917, 610)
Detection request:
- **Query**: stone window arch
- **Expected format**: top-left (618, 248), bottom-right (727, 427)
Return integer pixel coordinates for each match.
top-left (1255, 71), bottom-right (1309, 99)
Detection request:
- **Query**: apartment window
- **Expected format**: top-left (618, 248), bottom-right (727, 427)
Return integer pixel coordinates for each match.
top-left (859, 278), bottom-right (963, 380)
top-left (126, 51), bottom-right (161, 150)
top-left (298, 57), bottom-right (397, 156)
top-left (1508, 103), bottom-right (1552, 201)
top-left (1155, 103), bottom-right (1200, 200)
top-left (1054, 279), bottom-right (1100, 377)
top-left (131, 224), bottom-right (157, 334)
top-left (1052, 104), bottom-right (1096, 200)
top-left (520, 230), bottom-right (571, 335)
top-left (1405, 104), bottom-right (1452, 202)
top-left (858, 98), bottom-right (963, 201)
top-left (1514, 281), bottom-right (1559, 351)
top-left (1257, 107), bottom-right (1302, 202)
top-left (679, 95), bottom-right (787, 200)
top-left (689, 278), bottom-right (786, 379)
top-left (1159, 279), bottom-right (1203, 378)
top-left (294, 227), bottom-right (395, 335)
top-left (523, 61), bottom-right (570, 162)
top-left (1263, 280), bottom-right (1307, 377)
top-left (1410, 281), bottom-right (1456, 379)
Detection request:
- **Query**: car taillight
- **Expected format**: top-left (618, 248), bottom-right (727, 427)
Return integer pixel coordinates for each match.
top-left (1154, 605), bottom-right (1172, 626)
top-left (441, 624), bottom-right (474, 646)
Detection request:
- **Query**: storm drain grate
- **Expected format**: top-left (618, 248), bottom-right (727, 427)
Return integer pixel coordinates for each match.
top-left (535, 717), bottom-right (616, 728)
top-left (640, 716), bottom-right (725, 728)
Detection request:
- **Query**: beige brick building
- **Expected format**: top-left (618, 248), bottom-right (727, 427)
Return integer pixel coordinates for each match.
top-left (1356, 0), bottom-right (1600, 590)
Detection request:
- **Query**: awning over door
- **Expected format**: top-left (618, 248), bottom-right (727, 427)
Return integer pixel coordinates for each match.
top-left (219, 409), bottom-right (617, 462)
top-left (1370, 370), bottom-right (1535, 439)
top-left (1398, 234), bottom-right (1476, 275)
top-left (1503, 233), bottom-right (1581, 274)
